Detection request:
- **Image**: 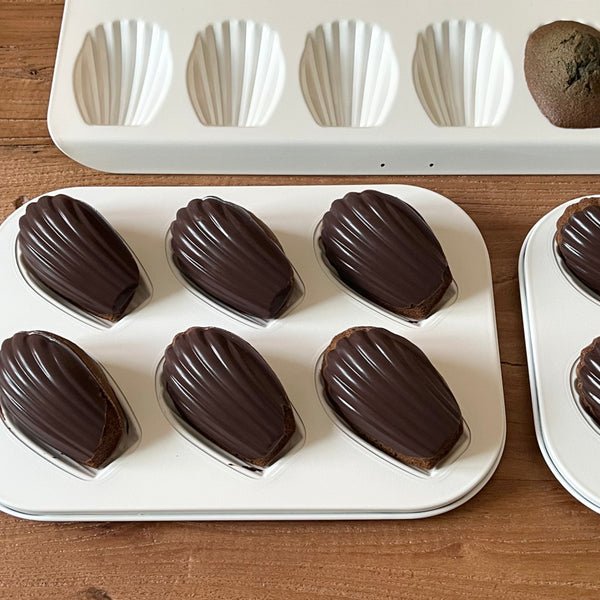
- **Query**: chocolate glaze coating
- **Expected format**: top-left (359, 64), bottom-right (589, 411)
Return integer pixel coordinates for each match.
top-left (0, 331), bottom-right (126, 468)
top-left (18, 194), bottom-right (140, 322)
top-left (576, 337), bottom-right (600, 426)
top-left (162, 327), bottom-right (296, 467)
top-left (170, 197), bottom-right (295, 320)
top-left (524, 21), bottom-right (600, 128)
top-left (321, 327), bottom-right (463, 470)
top-left (320, 190), bottom-right (452, 320)
top-left (556, 197), bottom-right (600, 295)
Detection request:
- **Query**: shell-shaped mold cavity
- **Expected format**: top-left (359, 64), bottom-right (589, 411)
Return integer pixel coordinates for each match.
top-left (412, 20), bottom-right (513, 127)
top-left (73, 19), bottom-right (173, 126)
top-left (299, 20), bottom-right (399, 127)
top-left (186, 20), bottom-right (285, 127)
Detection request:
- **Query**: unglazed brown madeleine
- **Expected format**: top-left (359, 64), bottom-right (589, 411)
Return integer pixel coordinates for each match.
top-left (170, 197), bottom-right (295, 320)
top-left (320, 189), bottom-right (452, 320)
top-left (556, 197), bottom-right (600, 295)
top-left (0, 331), bottom-right (126, 468)
top-left (321, 327), bottom-right (463, 470)
top-left (576, 337), bottom-right (600, 426)
top-left (524, 21), bottom-right (600, 128)
top-left (162, 327), bottom-right (296, 467)
top-left (18, 194), bottom-right (140, 322)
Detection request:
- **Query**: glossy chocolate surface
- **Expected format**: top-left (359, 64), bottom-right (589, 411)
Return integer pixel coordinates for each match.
top-left (320, 190), bottom-right (451, 319)
top-left (170, 197), bottom-right (294, 320)
top-left (557, 198), bottom-right (600, 295)
top-left (576, 337), bottom-right (600, 426)
top-left (0, 331), bottom-right (125, 467)
top-left (18, 194), bottom-right (140, 321)
top-left (162, 327), bottom-right (296, 467)
top-left (321, 327), bottom-right (462, 469)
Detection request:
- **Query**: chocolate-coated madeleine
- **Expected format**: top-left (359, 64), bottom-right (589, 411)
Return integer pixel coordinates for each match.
top-left (0, 331), bottom-right (126, 468)
top-left (320, 190), bottom-right (451, 320)
top-left (170, 197), bottom-right (295, 320)
top-left (162, 327), bottom-right (296, 467)
top-left (18, 194), bottom-right (140, 322)
top-left (556, 197), bottom-right (600, 295)
top-left (576, 337), bottom-right (600, 426)
top-left (525, 21), bottom-right (600, 128)
top-left (321, 327), bottom-right (463, 470)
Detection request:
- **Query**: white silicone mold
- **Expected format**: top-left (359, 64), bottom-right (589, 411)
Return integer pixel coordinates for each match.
top-left (73, 19), bottom-right (173, 126)
top-left (48, 0), bottom-right (600, 174)
top-left (0, 185), bottom-right (505, 520)
top-left (412, 20), bottom-right (513, 127)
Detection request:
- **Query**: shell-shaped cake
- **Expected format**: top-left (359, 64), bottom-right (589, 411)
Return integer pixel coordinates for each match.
top-left (73, 19), bottom-right (173, 126)
top-left (576, 337), bottom-right (600, 426)
top-left (320, 189), bottom-right (452, 320)
top-left (187, 20), bottom-right (285, 126)
top-left (412, 20), bottom-right (513, 127)
top-left (170, 196), bottom-right (295, 320)
top-left (299, 20), bottom-right (398, 127)
top-left (556, 197), bottom-right (600, 295)
top-left (162, 327), bottom-right (296, 467)
top-left (524, 21), bottom-right (600, 129)
top-left (0, 331), bottom-right (127, 468)
top-left (321, 327), bottom-right (463, 470)
top-left (18, 194), bottom-right (140, 322)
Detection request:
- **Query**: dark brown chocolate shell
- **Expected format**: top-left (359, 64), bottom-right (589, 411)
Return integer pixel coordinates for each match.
top-left (321, 327), bottom-right (463, 470)
top-left (320, 190), bottom-right (452, 320)
top-left (162, 327), bottom-right (296, 467)
top-left (18, 194), bottom-right (140, 322)
top-left (576, 337), bottom-right (600, 426)
top-left (170, 197), bottom-right (295, 320)
top-left (556, 197), bottom-right (600, 296)
top-left (0, 331), bottom-right (126, 468)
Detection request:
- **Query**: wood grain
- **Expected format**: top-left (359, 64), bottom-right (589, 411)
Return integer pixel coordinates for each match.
top-left (1, 2), bottom-right (600, 598)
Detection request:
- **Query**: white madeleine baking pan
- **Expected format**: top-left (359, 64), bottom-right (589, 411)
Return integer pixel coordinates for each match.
top-left (48, 0), bottom-right (600, 174)
top-left (0, 185), bottom-right (505, 520)
top-left (520, 196), bottom-right (600, 514)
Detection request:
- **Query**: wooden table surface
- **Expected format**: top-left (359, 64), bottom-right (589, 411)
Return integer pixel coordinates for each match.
top-left (2, 2), bottom-right (600, 598)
